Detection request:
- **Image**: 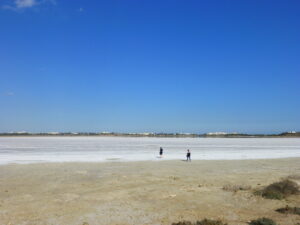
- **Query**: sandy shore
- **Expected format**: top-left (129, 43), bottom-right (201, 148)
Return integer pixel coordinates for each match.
top-left (0, 158), bottom-right (300, 225)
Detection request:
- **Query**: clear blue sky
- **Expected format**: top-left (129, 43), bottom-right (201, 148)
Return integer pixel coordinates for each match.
top-left (0, 0), bottom-right (299, 134)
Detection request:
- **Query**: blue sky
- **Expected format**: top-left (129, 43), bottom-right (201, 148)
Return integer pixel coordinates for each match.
top-left (0, 0), bottom-right (299, 134)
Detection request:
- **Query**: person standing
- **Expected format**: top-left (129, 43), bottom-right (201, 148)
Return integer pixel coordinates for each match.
top-left (159, 147), bottom-right (163, 157)
top-left (186, 149), bottom-right (191, 162)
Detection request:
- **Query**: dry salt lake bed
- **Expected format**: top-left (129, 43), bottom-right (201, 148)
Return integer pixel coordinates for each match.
top-left (0, 137), bottom-right (299, 225)
top-left (0, 137), bottom-right (300, 164)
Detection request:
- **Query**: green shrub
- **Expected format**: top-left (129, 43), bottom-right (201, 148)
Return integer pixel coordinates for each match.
top-left (262, 191), bottom-right (283, 200)
top-left (261, 179), bottom-right (299, 200)
top-left (172, 222), bottom-right (192, 225)
top-left (172, 219), bottom-right (227, 225)
top-left (276, 205), bottom-right (300, 215)
top-left (248, 218), bottom-right (276, 225)
top-left (253, 190), bottom-right (263, 196)
top-left (196, 219), bottom-right (227, 225)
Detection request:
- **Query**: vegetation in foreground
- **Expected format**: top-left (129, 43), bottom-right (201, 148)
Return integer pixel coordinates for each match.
top-left (248, 218), bottom-right (276, 225)
top-left (255, 179), bottom-right (299, 200)
top-left (276, 205), bottom-right (300, 215)
top-left (287, 174), bottom-right (300, 180)
top-left (171, 219), bottom-right (227, 225)
top-left (222, 184), bottom-right (251, 192)
top-left (171, 218), bottom-right (280, 225)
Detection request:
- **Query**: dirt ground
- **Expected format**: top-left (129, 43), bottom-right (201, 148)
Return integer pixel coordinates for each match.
top-left (0, 158), bottom-right (300, 225)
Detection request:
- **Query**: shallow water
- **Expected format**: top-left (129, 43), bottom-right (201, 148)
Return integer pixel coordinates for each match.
top-left (0, 137), bottom-right (299, 164)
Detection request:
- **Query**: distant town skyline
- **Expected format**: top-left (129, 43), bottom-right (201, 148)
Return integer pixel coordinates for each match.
top-left (1, 0), bottom-right (299, 134)
top-left (0, 130), bottom-right (299, 137)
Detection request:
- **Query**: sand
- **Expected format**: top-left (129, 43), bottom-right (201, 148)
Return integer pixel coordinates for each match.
top-left (0, 158), bottom-right (300, 225)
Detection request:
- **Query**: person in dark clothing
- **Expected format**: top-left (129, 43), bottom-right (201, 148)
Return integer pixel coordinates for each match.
top-left (186, 149), bottom-right (191, 161)
top-left (159, 147), bottom-right (163, 157)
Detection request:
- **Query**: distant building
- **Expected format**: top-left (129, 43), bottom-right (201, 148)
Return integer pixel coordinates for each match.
top-left (47, 132), bottom-right (60, 135)
top-left (206, 132), bottom-right (227, 135)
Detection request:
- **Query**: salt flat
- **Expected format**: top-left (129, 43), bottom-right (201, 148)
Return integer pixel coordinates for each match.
top-left (0, 137), bottom-right (300, 164)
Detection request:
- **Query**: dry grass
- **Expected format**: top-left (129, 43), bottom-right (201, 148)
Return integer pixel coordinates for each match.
top-left (287, 174), bottom-right (300, 180)
top-left (222, 184), bottom-right (251, 192)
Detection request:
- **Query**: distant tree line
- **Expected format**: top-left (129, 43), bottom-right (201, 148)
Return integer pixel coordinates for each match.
top-left (0, 132), bottom-right (299, 137)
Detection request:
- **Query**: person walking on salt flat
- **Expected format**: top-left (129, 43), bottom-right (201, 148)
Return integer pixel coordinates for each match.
top-left (159, 147), bottom-right (163, 157)
top-left (186, 149), bottom-right (191, 162)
